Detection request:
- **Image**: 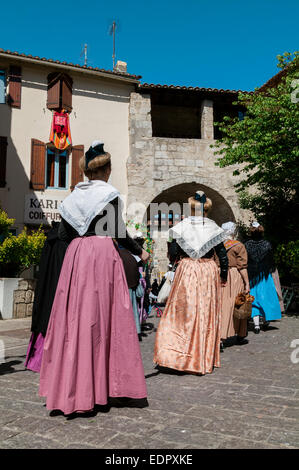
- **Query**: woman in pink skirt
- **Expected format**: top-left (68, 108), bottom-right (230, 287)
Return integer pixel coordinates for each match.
top-left (39, 141), bottom-right (149, 416)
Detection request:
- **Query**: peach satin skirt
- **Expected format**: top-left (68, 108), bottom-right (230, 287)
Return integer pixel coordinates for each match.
top-left (154, 258), bottom-right (221, 375)
top-left (220, 267), bottom-right (247, 340)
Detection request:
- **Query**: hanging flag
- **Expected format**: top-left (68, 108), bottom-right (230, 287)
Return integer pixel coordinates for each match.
top-left (49, 110), bottom-right (72, 150)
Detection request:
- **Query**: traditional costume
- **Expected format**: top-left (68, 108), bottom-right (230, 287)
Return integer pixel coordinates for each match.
top-left (143, 264), bottom-right (152, 316)
top-left (129, 232), bottom-right (151, 334)
top-left (118, 247), bottom-right (142, 336)
top-left (137, 267), bottom-right (147, 325)
top-left (219, 222), bottom-right (249, 343)
top-left (39, 142), bottom-right (148, 414)
top-left (25, 222), bottom-right (69, 372)
top-left (154, 197), bottom-right (228, 375)
top-left (245, 222), bottom-right (281, 333)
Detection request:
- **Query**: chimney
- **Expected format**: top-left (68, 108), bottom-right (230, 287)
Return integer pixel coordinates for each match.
top-left (114, 60), bottom-right (127, 73)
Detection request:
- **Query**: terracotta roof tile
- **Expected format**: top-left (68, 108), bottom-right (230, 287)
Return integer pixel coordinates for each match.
top-left (0, 48), bottom-right (142, 81)
top-left (138, 83), bottom-right (251, 94)
top-left (258, 68), bottom-right (287, 92)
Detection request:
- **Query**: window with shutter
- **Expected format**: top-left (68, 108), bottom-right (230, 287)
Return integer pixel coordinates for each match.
top-left (61, 74), bottom-right (73, 112)
top-left (30, 139), bottom-right (46, 191)
top-left (71, 145), bottom-right (84, 190)
top-left (8, 66), bottom-right (22, 108)
top-left (47, 73), bottom-right (60, 109)
top-left (0, 136), bottom-right (8, 187)
top-left (47, 72), bottom-right (73, 112)
top-left (46, 148), bottom-right (69, 189)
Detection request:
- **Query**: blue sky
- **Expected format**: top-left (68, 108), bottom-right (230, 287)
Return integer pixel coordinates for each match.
top-left (1, 0), bottom-right (298, 91)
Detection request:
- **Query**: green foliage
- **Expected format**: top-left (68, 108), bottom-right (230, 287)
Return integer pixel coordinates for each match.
top-left (212, 51), bottom-right (299, 246)
top-left (0, 208), bottom-right (15, 237)
top-left (235, 218), bottom-right (250, 242)
top-left (0, 225), bottom-right (46, 277)
top-left (126, 220), bottom-right (155, 263)
top-left (274, 241), bottom-right (299, 283)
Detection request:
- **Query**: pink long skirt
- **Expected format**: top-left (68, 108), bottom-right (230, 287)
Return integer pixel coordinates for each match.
top-left (154, 258), bottom-right (221, 375)
top-left (39, 236), bottom-right (147, 415)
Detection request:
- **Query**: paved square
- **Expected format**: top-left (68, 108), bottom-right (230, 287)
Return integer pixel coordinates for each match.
top-left (0, 314), bottom-right (298, 449)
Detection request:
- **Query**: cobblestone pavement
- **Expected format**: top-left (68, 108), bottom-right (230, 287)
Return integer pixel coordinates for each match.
top-left (0, 313), bottom-right (298, 449)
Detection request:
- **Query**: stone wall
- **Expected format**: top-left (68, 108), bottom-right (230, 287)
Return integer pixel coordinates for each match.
top-left (13, 279), bottom-right (36, 319)
top-left (127, 92), bottom-right (251, 278)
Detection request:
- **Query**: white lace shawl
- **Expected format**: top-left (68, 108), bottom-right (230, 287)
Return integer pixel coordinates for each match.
top-left (169, 216), bottom-right (227, 259)
top-left (59, 180), bottom-right (120, 236)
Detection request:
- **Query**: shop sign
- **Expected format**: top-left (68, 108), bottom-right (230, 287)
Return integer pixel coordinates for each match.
top-left (24, 194), bottom-right (64, 225)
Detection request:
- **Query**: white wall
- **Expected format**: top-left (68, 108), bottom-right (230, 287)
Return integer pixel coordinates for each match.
top-left (0, 61), bottom-right (134, 232)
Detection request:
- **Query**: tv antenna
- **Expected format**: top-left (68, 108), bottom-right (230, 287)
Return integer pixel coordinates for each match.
top-left (109, 20), bottom-right (118, 69)
top-left (80, 44), bottom-right (88, 66)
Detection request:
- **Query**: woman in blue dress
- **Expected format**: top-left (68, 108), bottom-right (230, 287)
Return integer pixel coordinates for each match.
top-left (245, 222), bottom-right (281, 334)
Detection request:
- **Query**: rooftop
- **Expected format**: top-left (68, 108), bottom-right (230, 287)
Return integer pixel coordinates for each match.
top-left (258, 67), bottom-right (288, 92)
top-left (0, 48), bottom-right (142, 83)
top-left (138, 83), bottom-right (251, 95)
top-left (1, 47), bottom-right (283, 94)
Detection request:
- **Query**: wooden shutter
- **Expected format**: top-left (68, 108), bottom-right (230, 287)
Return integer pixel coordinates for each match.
top-left (30, 139), bottom-right (46, 190)
top-left (47, 72), bottom-right (72, 111)
top-left (47, 73), bottom-right (60, 110)
top-left (8, 66), bottom-right (22, 108)
top-left (71, 145), bottom-right (84, 190)
top-left (0, 137), bottom-right (8, 187)
top-left (61, 74), bottom-right (73, 112)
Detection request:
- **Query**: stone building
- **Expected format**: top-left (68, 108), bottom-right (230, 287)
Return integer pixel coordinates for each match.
top-left (127, 84), bottom-right (249, 276)
top-left (0, 47), bottom-right (252, 284)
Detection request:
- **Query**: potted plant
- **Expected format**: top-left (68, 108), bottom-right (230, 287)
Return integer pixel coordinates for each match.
top-left (0, 208), bottom-right (46, 319)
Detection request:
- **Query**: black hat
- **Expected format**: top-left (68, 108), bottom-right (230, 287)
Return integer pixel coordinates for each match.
top-left (85, 141), bottom-right (105, 170)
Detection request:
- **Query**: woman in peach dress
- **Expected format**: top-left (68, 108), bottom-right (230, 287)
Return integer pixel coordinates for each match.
top-left (219, 222), bottom-right (250, 347)
top-left (154, 192), bottom-right (228, 375)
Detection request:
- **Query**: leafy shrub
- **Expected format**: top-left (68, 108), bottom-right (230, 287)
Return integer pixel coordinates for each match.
top-left (274, 241), bottom-right (299, 284)
top-left (0, 208), bottom-right (15, 238)
top-left (0, 211), bottom-right (46, 277)
top-left (212, 52), bottom-right (299, 248)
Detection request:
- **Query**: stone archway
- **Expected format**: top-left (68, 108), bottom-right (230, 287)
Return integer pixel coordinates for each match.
top-left (144, 182), bottom-right (236, 280)
top-left (147, 182), bottom-right (235, 226)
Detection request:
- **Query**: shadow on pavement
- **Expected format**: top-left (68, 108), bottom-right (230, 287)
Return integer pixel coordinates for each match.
top-left (48, 397), bottom-right (149, 421)
top-left (0, 360), bottom-right (23, 375)
top-left (145, 370), bottom-right (161, 379)
top-left (154, 365), bottom-right (188, 376)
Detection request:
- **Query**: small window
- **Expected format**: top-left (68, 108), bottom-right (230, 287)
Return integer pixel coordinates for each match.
top-left (46, 148), bottom-right (69, 189)
top-left (148, 210), bottom-right (183, 231)
top-left (0, 70), bottom-right (6, 104)
top-left (151, 90), bottom-right (202, 139)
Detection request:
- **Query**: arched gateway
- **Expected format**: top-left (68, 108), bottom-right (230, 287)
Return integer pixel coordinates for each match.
top-left (147, 182), bottom-right (235, 226)
top-left (144, 182), bottom-right (236, 278)
top-left (127, 89), bottom-right (250, 278)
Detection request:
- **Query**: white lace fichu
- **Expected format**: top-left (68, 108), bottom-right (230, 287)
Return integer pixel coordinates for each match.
top-left (59, 180), bottom-right (120, 236)
top-left (169, 217), bottom-right (227, 258)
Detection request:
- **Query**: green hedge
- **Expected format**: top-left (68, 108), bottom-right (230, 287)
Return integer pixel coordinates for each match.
top-left (274, 240), bottom-right (299, 284)
top-left (0, 208), bottom-right (46, 277)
